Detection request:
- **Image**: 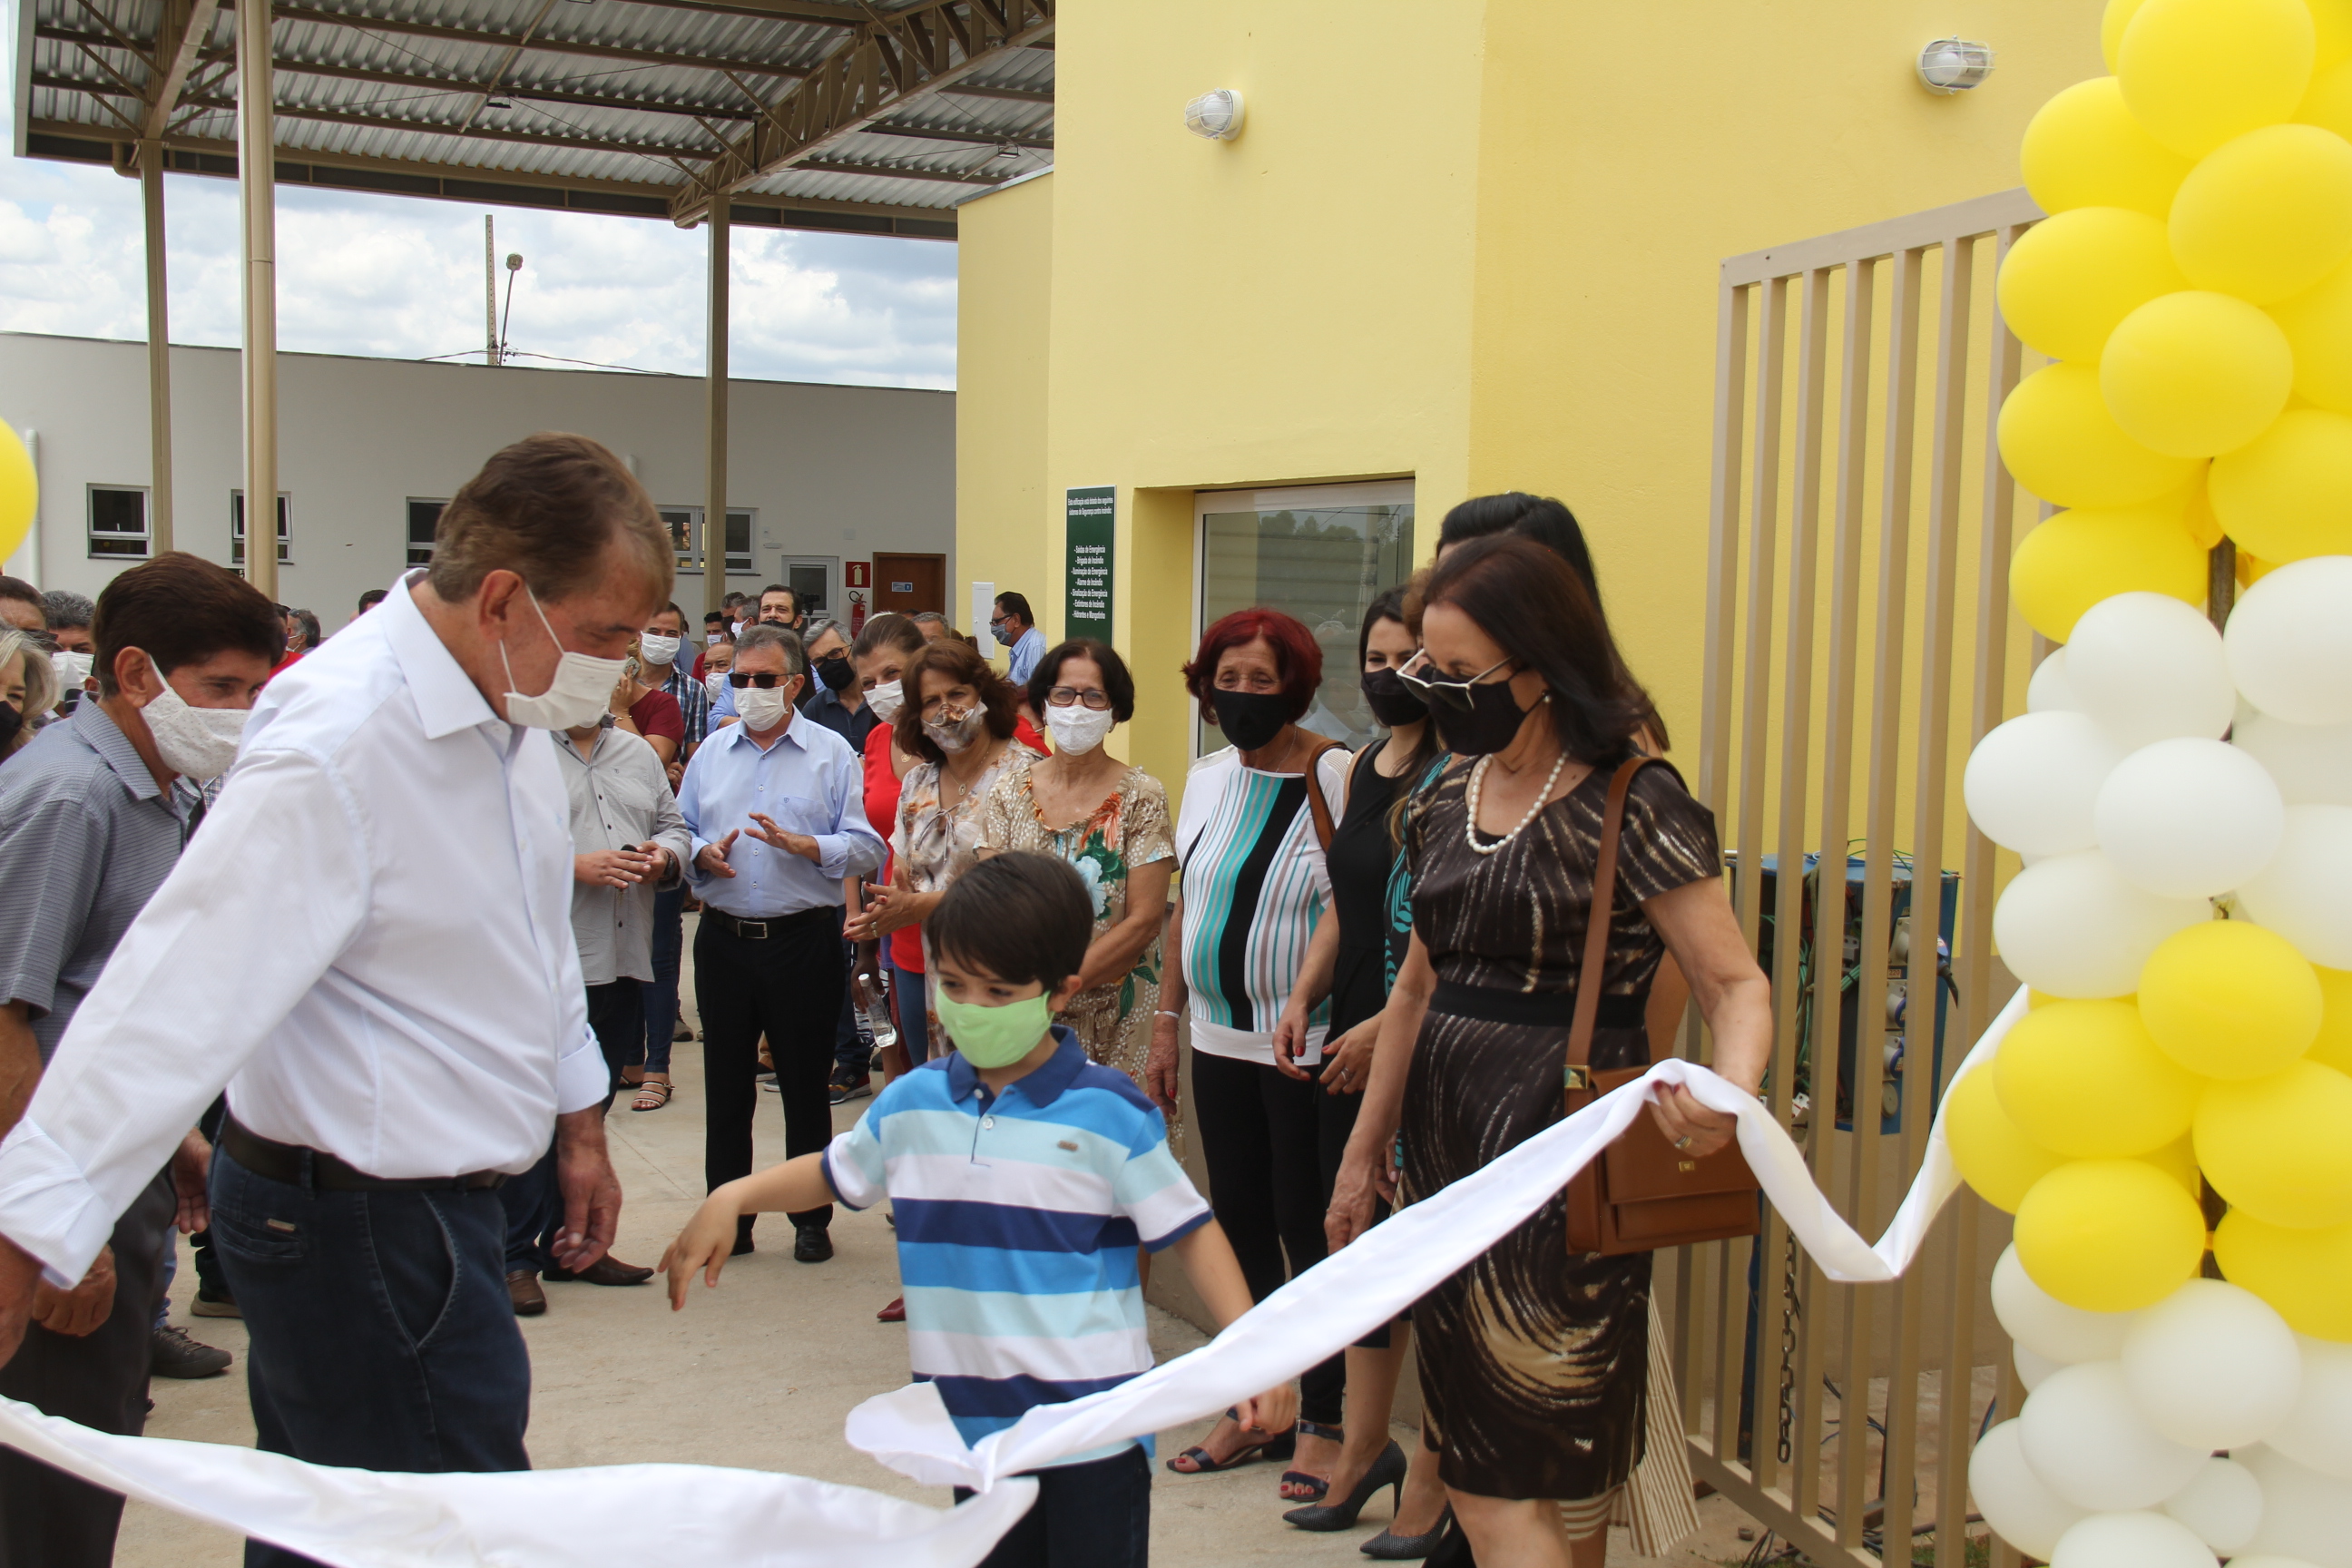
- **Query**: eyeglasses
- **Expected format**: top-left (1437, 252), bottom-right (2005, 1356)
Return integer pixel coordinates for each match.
top-left (1044, 686), bottom-right (1113, 710)
top-left (727, 671), bottom-right (796, 689)
top-left (1395, 651), bottom-right (1518, 713)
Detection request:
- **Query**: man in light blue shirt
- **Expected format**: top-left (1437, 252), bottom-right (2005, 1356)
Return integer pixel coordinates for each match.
top-left (991, 591), bottom-right (1048, 686)
top-left (676, 623), bottom-right (884, 1263)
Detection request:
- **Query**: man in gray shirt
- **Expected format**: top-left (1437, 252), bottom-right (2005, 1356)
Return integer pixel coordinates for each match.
top-left (0, 553), bottom-right (280, 1568)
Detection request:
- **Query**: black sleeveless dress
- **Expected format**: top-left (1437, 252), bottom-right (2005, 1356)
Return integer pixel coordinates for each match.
top-left (1324, 738), bottom-right (1418, 1036)
top-left (1401, 758), bottom-right (1720, 1502)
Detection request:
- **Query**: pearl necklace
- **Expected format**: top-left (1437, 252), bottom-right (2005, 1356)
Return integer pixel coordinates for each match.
top-left (1465, 745), bottom-right (1570, 855)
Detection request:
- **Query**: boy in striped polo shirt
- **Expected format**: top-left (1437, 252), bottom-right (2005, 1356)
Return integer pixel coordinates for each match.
top-left (664, 851), bottom-right (1293, 1565)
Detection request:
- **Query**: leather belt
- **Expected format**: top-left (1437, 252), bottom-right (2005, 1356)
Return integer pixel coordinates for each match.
top-left (220, 1116), bottom-right (507, 1193)
top-left (704, 906), bottom-right (833, 941)
top-left (1427, 978), bottom-right (1647, 1031)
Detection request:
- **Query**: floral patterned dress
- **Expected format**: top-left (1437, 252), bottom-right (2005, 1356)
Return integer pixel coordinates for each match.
top-left (975, 764), bottom-right (1174, 1090)
top-left (894, 742), bottom-right (1035, 1038)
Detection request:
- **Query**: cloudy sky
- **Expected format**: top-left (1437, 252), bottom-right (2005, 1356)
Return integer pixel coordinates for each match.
top-left (0, 85), bottom-right (960, 387)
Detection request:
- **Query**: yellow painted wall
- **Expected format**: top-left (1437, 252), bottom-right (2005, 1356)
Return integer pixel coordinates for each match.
top-left (957, 0), bottom-right (2105, 790)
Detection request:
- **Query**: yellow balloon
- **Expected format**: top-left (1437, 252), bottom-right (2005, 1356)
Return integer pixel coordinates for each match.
top-left (1995, 997), bottom-right (2205, 1157)
top-left (2299, 54), bottom-right (2352, 139)
top-left (2216, 1210), bottom-right (2352, 1339)
top-left (1945, 1066), bottom-right (2071, 1213)
top-left (2101, 290), bottom-right (2296, 455)
top-left (2317, 0), bottom-right (2352, 70)
top-left (2307, 965), bottom-right (2352, 1073)
top-left (1998, 207), bottom-right (2189, 365)
top-left (2027, 987), bottom-right (2061, 1009)
top-left (2171, 123), bottom-right (2352, 303)
top-left (2269, 257), bottom-right (2352, 414)
top-left (2138, 919), bottom-right (2326, 1077)
top-left (2208, 405), bottom-right (2352, 558)
top-left (2145, 1132), bottom-right (2203, 1195)
top-left (2023, 77), bottom-right (2195, 220)
top-left (2183, 472), bottom-right (2227, 545)
top-left (2120, 0), bottom-right (2317, 159)
top-left (2104, 0), bottom-right (2151, 72)
top-left (1999, 362), bottom-right (2203, 508)
top-left (2196, 1059), bottom-right (2352, 1226)
top-left (0, 422), bottom-right (31, 566)
top-left (2010, 496), bottom-right (2210, 641)
top-left (2014, 1158), bottom-right (2210, 1311)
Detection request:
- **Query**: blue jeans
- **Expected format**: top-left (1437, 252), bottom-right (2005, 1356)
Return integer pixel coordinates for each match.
top-left (886, 950), bottom-right (933, 1065)
top-left (639, 885), bottom-right (686, 1076)
top-left (500, 1141), bottom-right (560, 1274)
top-left (208, 1147), bottom-right (530, 1568)
top-left (953, 1446), bottom-right (1151, 1568)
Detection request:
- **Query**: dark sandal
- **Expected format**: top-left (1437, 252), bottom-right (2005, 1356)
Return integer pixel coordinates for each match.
top-left (1280, 1419), bottom-right (1344, 1502)
top-left (630, 1077), bottom-right (672, 1112)
top-left (1164, 1408), bottom-right (1297, 1475)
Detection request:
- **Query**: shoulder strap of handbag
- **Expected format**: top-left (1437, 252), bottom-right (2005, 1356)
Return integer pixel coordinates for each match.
top-left (1568, 755), bottom-right (1661, 1076)
top-left (1299, 738), bottom-right (1343, 853)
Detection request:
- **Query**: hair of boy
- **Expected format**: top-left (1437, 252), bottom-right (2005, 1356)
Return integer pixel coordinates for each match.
top-left (928, 851), bottom-right (1093, 992)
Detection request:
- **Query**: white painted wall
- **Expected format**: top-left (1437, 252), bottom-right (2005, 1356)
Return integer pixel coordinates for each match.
top-left (0, 331), bottom-right (954, 630)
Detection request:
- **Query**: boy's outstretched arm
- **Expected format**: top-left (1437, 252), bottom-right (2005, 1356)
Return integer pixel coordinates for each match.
top-left (1168, 1220), bottom-right (1300, 1437)
top-left (661, 1153), bottom-right (837, 1309)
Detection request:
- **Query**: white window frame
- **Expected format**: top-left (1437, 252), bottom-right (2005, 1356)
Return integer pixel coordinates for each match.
top-left (230, 490), bottom-right (293, 567)
top-left (406, 498), bottom-right (447, 567)
top-left (657, 505), bottom-right (758, 576)
top-left (86, 484), bottom-right (152, 560)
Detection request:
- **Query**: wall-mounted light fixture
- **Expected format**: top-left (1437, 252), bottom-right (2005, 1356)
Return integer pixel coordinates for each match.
top-left (1184, 89), bottom-right (1245, 141)
top-left (1917, 38), bottom-right (1995, 93)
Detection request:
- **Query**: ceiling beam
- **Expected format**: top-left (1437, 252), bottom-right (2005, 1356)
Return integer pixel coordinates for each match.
top-left (792, 154), bottom-right (1004, 184)
top-left (264, 101), bottom-right (723, 159)
top-left (861, 120), bottom-right (1048, 149)
top-left (931, 81), bottom-right (1050, 104)
top-left (266, 56), bottom-right (763, 120)
top-left (143, 0), bottom-right (224, 137)
top-left (602, 0), bottom-right (867, 26)
top-left (671, 0), bottom-right (1052, 223)
top-left (260, 7), bottom-right (819, 79)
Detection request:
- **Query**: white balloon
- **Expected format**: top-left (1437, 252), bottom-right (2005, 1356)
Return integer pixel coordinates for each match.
top-left (2094, 738), bottom-right (2287, 898)
top-left (1994, 1244), bottom-right (2135, 1363)
top-left (2069, 592), bottom-right (2238, 750)
top-left (2239, 805), bottom-right (2352, 968)
top-left (1965, 712), bottom-right (2128, 858)
top-left (2266, 1337), bottom-right (2352, 1480)
top-left (2225, 556), bottom-right (2352, 726)
top-left (2021, 1362), bottom-right (2211, 1511)
top-left (2030, 646), bottom-right (2079, 713)
top-left (2121, 1280), bottom-right (2302, 1448)
top-left (2236, 710), bottom-right (2352, 807)
top-left (1992, 849), bottom-right (2212, 997)
top-left (2165, 1458), bottom-right (2267, 1552)
top-left (2016, 1340), bottom-right (2064, 1391)
top-left (1970, 1418), bottom-right (2090, 1558)
top-left (2219, 1558), bottom-right (2330, 1568)
top-left (2240, 1445), bottom-right (2352, 1568)
top-left (2050, 1510), bottom-right (2218, 1568)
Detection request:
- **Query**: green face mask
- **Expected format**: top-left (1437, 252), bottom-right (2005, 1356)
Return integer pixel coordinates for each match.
top-left (937, 991), bottom-right (1055, 1069)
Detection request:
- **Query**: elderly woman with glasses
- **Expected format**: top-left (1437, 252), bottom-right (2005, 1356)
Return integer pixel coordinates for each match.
top-left (974, 639), bottom-right (1173, 1093)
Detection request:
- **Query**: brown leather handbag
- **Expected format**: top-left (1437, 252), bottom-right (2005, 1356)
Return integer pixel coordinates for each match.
top-left (1562, 756), bottom-right (1761, 1257)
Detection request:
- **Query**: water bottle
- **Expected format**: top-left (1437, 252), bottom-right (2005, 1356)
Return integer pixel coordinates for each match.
top-left (855, 972), bottom-right (899, 1055)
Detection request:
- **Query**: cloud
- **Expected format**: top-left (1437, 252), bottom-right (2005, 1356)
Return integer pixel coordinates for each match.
top-left (0, 113), bottom-right (959, 387)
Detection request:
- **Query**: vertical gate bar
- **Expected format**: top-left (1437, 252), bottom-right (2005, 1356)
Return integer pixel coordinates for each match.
top-left (1712, 1233), bottom-right (1746, 1465)
top-left (1840, 240), bottom-right (1925, 1549)
top-left (1753, 264), bottom-right (1829, 1499)
top-left (1795, 250), bottom-right (1875, 1529)
top-left (1734, 274), bottom-right (1791, 956)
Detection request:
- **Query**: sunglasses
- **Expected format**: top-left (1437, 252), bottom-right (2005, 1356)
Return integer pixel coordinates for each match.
top-left (1395, 651), bottom-right (1519, 713)
top-left (727, 671), bottom-right (796, 689)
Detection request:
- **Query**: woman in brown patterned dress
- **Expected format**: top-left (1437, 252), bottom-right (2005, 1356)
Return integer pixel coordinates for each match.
top-left (1328, 536), bottom-right (1771, 1568)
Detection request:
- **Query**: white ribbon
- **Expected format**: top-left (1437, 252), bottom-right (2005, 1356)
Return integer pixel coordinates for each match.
top-left (0, 988), bottom-right (2026, 1564)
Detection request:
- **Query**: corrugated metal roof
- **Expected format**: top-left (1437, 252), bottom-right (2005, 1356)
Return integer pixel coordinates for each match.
top-left (21, 0), bottom-right (1053, 227)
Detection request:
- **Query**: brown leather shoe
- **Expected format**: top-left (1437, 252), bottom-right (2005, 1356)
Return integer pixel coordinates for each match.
top-left (506, 1269), bottom-right (547, 1317)
top-left (544, 1256), bottom-right (655, 1287)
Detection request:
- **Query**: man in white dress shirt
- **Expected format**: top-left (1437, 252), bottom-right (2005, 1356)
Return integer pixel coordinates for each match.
top-left (0, 433), bottom-right (673, 1565)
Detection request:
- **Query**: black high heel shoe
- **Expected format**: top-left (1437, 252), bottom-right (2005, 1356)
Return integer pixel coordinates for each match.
top-left (1359, 1503), bottom-right (1455, 1559)
top-left (1284, 1439), bottom-right (1408, 1531)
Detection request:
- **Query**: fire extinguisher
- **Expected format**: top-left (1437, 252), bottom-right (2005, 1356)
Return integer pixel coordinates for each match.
top-left (848, 589), bottom-right (867, 635)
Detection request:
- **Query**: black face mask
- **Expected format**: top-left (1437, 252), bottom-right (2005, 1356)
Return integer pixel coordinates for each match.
top-left (815, 652), bottom-right (856, 691)
top-left (1429, 680), bottom-right (1538, 757)
top-left (1360, 668), bottom-right (1428, 729)
top-left (0, 701), bottom-right (19, 752)
top-left (1211, 689), bottom-right (1291, 752)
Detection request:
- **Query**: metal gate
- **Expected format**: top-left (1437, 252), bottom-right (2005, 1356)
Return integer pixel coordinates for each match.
top-left (1675, 187), bottom-right (2043, 1568)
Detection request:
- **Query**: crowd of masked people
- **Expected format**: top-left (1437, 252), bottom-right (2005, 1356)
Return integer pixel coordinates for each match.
top-left (0, 437), bottom-right (1767, 1568)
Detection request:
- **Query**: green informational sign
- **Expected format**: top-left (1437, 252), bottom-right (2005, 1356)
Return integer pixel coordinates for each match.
top-left (1065, 485), bottom-right (1116, 642)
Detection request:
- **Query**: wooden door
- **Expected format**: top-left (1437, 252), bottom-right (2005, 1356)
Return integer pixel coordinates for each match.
top-left (872, 553), bottom-right (946, 615)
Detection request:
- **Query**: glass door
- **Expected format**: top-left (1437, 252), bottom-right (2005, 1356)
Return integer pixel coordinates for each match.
top-left (1194, 480), bottom-right (1416, 757)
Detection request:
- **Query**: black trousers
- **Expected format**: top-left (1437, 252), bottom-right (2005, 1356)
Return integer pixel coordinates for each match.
top-left (1191, 1049), bottom-right (1346, 1427)
top-left (695, 907), bottom-right (845, 1231)
top-left (954, 1446), bottom-right (1151, 1568)
top-left (586, 979), bottom-right (645, 1108)
top-left (0, 1172), bottom-right (174, 1568)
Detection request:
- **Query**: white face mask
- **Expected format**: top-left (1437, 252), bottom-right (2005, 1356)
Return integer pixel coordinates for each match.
top-left (866, 678), bottom-right (905, 725)
top-left (735, 681), bottom-right (794, 731)
top-left (705, 671), bottom-right (730, 704)
top-left (1044, 701), bottom-right (1116, 756)
top-left (705, 632), bottom-right (723, 646)
top-left (51, 649), bottom-right (93, 691)
top-left (499, 587), bottom-right (628, 731)
top-left (138, 672), bottom-right (249, 780)
top-left (638, 632), bottom-right (681, 668)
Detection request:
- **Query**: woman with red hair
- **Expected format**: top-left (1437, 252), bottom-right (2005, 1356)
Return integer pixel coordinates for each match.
top-left (1148, 608), bottom-right (1354, 1499)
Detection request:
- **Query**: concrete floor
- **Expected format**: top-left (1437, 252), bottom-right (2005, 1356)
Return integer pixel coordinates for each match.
top-left (118, 927), bottom-right (1769, 1567)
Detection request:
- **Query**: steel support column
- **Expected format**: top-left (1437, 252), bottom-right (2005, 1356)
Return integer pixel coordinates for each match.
top-left (703, 200), bottom-right (729, 617)
top-left (237, 0), bottom-right (277, 599)
top-left (140, 139), bottom-right (173, 553)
